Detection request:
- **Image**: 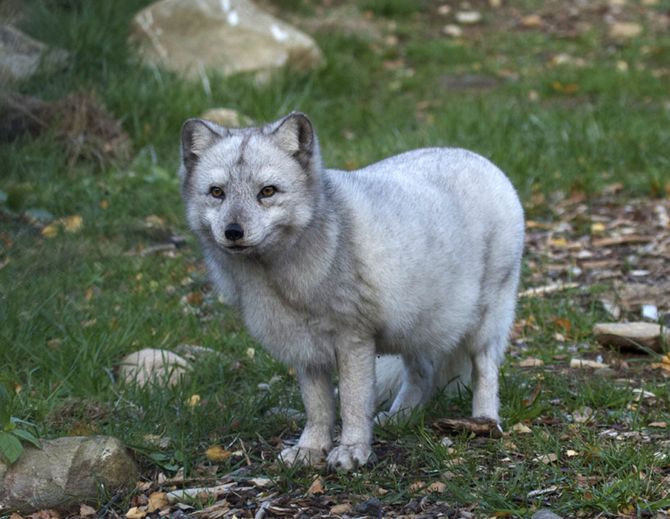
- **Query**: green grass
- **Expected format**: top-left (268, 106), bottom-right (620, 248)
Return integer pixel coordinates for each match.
top-left (1, 0), bottom-right (670, 517)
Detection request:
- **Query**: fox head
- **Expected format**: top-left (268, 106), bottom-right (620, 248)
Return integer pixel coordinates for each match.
top-left (180, 112), bottom-right (323, 257)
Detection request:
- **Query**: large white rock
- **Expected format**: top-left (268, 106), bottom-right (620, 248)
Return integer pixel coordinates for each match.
top-left (0, 436), bottom-right (138, 513)
top-left (129, 0), bottom-right (324, 80)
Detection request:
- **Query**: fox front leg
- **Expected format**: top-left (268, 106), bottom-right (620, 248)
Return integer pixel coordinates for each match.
top-left (327, 337), bottom-right (376, 471)
top-left (279, 366), bottom-right (335, 466)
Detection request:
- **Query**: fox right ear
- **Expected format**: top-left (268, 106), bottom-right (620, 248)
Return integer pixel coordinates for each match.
top-left (180, 119), bottom-right (223, 172)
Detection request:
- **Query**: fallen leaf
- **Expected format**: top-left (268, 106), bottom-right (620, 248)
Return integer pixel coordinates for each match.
top-left (534, 453), bottom-right (558, 464)
top-left (26, 512), bottom-right (60, 519)
top-left (510, 423), bottom-right (532, 434)
top-left (205, 445), bottom-right (232, 463)
top-left (590, 222), bottom-right (606, 234)
top-left (307, 476), bottom-right (325, 495)
top-left (648, 421), bottom-right (667, 428)
top-left (61, 215), bottom-right (83, 233)
top-left (609, 22), bottom-right (642, 39)
top-left (427, 481), bottom-right (447, 493)
top-left (79, 505), bottom-right (96, 517)
top-left (566, 449), bottom-right (579, 457)
top-left (409, 481), bottom-right (426, 492)
top-left (125, 507), bottom-right (147, 519)
top-left (41, 223), bottom-right (59, 238)
top-left (330, 503), bottom-right (353, 515)
top-left (147, 492), bottom-right (168, 513)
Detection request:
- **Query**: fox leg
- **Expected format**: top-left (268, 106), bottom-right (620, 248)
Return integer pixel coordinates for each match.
top-left (327, 337), bottom-right (376, 471)
top-left (279, 366), bottom-right (335, 466)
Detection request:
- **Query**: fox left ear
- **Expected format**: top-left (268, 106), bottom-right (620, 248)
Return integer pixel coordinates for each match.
top-left (180, 119), bottom-right (224, 173)
top-left (271, 112), bottom-right (315, 169)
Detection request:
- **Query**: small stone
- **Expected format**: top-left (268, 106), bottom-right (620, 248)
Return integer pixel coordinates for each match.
top-left (455, 11), bottom-right (482, 25)
top-left (572, 406), bottom-right (594, 423)
top-left (642, 304), bottom-right (658, 321)
top-left (532, 510), bottom-right (563, 519)
top-left (520, 14), bottom-right (543, 28)
top-left (119, 348), bottom-right (190, 387)
top-left (437, 5), bottom-right (451, 15)
top-left (609, 22), bottom-right (642, 39)
top-left (354, 498), bottom-right (383, 516)
top-left (440, 437), bottom-right (454, 447)
top-left (442, 24), bottom-right (463, 37)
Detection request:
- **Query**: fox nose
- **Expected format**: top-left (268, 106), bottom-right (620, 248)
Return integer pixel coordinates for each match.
top-left (224, 223), bottom-right (244, 241)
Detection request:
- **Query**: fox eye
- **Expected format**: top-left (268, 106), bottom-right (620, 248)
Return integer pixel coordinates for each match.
top-left (259, 185), bottom-right (277, 198)
top-left (209, 186), bottom-right (225, 199)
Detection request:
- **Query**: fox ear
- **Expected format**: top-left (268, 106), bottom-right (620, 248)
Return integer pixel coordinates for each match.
top-left (271, 112), bottom-right (315, 169)
top-left (180, 119), bottom-right (224, 172)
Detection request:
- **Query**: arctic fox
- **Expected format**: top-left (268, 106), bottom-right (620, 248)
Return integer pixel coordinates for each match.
top-left (180, 112), bottom-right (524, 471)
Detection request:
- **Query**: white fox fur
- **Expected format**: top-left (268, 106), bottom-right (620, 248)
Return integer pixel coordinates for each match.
top-left (180, 113), bottom-right (524, 471)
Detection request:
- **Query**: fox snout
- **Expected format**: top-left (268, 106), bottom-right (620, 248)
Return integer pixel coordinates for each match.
top-left (224, 223), bottom-right (244, 241)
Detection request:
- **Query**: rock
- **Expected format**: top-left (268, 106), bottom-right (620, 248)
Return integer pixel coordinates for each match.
top-left (531, 510), bottom-right (563, 519)
top-left (593, 322), bottom-right (668, 353)
top-left (442, 24), bottom-right (463, 38)
top-left (119, 348), bottom-right (190, 387)
top-left (129, 0), bottom-right (324, 80)
top-left (0, 0), bottom-right (25, 25)
top-left (520, 14), bottom-right (543, 28)
top-left (174, 343), bottom-right (220, 360)
top-left (609, 22), bottom-right (642, 39)
top-left (353, 498), bottom-right (383, 516)
top-left (0, 25), bottom-right (68, 84)
top-left (0, 436), bottom-right (138, 514)
top-left (200, 108), bottom-right (252, 128)
top-left (455, 11), bottom-right (482, 25)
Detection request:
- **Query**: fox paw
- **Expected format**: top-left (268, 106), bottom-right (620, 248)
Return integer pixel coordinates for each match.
top-left (326, 443), bottom-right (372, 471)
top-left (278, 445), bottom-right (326, 467)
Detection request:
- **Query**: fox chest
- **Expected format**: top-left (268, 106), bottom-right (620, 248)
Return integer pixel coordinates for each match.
top-left (236, 282), bottom-right (339, 368)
